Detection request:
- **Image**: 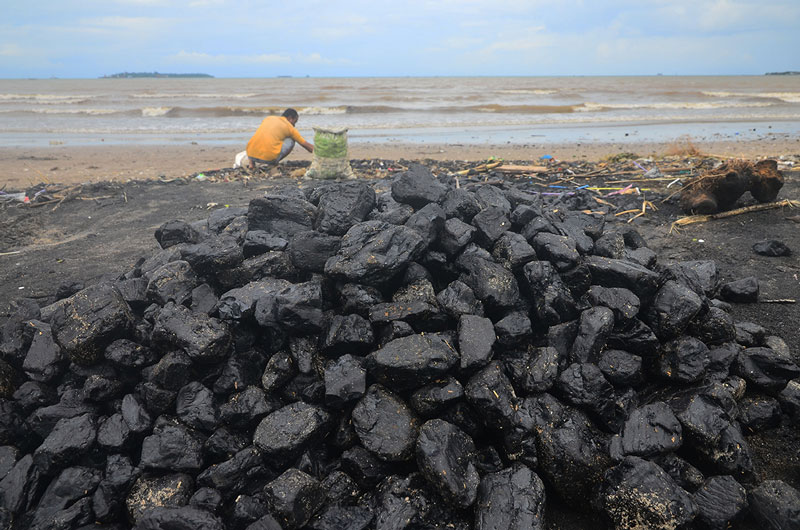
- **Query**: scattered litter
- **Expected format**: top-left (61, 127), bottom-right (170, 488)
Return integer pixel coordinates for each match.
top-left (195, 173), bottom-right (207, 181)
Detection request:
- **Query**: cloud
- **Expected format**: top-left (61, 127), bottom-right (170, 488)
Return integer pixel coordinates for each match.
top-left (77, 16), bottom-right (170, 33)
top-left (170, 51), bottom-right (345, 66)
top-left (0, 44), bottom-right (24, 57)
top-left (311, 16), bottom-right (373, 40)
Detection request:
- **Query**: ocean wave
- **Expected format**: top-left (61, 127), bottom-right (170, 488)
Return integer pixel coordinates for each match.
top-left (497, 89), bottom-right (559, 95)
top-left (470, 104), bottom-right (576, 113)
top-left (132, 93), bottom-right (259, 99)
top-left (0, 93), bottom-right (91, 104)
top-left (577, 101), bottom-right (777, 112)
top-left (5, 107), bottom-right (120, 115)
top-left (702, 91), bottom-right (800, 103)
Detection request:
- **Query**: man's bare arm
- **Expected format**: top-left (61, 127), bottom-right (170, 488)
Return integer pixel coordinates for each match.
top-left (300, 140), bottom-right (314, 153)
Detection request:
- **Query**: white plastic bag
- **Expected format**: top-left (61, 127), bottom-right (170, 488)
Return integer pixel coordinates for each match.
top-left (233, 150), bottom-right (249, 168)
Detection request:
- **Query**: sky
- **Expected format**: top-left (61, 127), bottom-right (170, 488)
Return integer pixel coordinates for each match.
top-left (1, 0), bottom-right (799, 78)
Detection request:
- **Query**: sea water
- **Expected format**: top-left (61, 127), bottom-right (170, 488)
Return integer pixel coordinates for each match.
top-left (0, 76), bottom-right (798, 147)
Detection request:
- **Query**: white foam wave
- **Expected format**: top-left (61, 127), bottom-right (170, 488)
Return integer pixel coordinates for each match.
top-left (577, 101), bottom-right (776, 112)
top-left (702, 91), bottom-right (800, 103)
top-left (497, 89), bottom-right (559, 95)
top-left (21, 108), bottom-right (118, 115)
top-left (297, 106), bottom-right (347, 115)
top-left (142, 107), bottom-right (172, 117)
top-left (132, 93), bottom-right (258, 99)
top-left (0, 93), bottom-right (90, 104)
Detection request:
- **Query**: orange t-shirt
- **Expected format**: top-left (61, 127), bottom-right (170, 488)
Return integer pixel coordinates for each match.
top-left (246, 116), bottom-right (306, 161)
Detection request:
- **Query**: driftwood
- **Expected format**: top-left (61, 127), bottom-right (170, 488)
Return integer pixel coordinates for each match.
top-left (671, 199), bottom-right (800, 232)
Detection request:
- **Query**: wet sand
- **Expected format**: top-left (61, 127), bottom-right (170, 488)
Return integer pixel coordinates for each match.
top-left (1, 136), bottom-right (799, 190)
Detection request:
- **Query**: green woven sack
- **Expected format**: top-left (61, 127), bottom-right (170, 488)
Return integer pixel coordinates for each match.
top-left (306, 127), bottom-right (355, 179)
top-left (314, 129), bottom-right (349, 158)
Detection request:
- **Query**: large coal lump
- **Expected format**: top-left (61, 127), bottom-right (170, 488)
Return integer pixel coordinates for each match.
top-left (597, 456), bottom-right (698, 529)
top-left (151, 302), bottom-right (231, 363)
top-left (365, 333), bottom-right (459, 391)
top-left (247, 195), bottom-right (317, 238)
top-left (391, 163), bottom-right (448, 208)
top-left (352, 384), bottom-right (420, 462)
top-left (253, 402), bottom-right (332, 461)
top-left (324, 221), bottom-right (426, 286)
top-left (51, 283), bottom-right (135, 365)
top-left (264, 468), bottom-right (325, 529)
top-left (474, 464), bottom-right (546, 530)
top-left (747, 480), bottom-right (800, 530)
top-left (415, 419), bottom-right (479, 509)
top-left (314, 182), bottom-right (377, 236)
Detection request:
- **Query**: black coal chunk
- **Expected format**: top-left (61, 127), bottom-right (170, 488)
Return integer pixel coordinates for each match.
top-left (405, 203), bottom-right (445, 248)
top-left (415, 418), bottom-right (479, 509)
top-left (738, 395), bottom-right (782, 432)
top-left (180, 234), bottom-right (244, 276)
top-left (28, 466), bottom-right (101, 530)
top-left (692, 475), bottom-right (748, 529)
top-left (598, 349), bottom-right (644, 388)
top-left (522, 261), bottom-right (579, 325)
top-left (324, 354), bottom-right (367, 408)
top-left (458, 254), bottom-right (521, 311)
top-left (22, 320), bottom-right (66, 383)
top-left (465, 361), bottom-right (519, 434)
top-left (458, 315), bottom-right (496, 370)
top-left (125, 472), bottom-right (195, 523)
top-left (247, 195), bottom-right (317, 238)
top-left (734, 346), bottom-right (800, 392)
top-left (570, 307), bottom-right (614, 364)
top-left (409, 376), bottom-right (464, 417)
top-left (584, 256), bottom-right (660, 300)
top-left (642, 280), bottom-right (703, 340)
top-left (720, 276), bottom-right (759, 303)
top-left (655, 336), bottom-right (711, 384)
top-left (391, 163), bottom-right (448, 208)
top-left (264, 468), bottom-right (325, 529)
top-left (151, 302), bottom-right (231, 363)
top-left (253, 402), bottom-right (332, 461)
top-left (536, 407), bottom-right (611, 506)
top-left (597, 456), bottom-right (697, 528)
top-left (51, 283), bottom-right (135, 366)
top-left (287, 231), bottom-right (342, 273)
top-left (135, 506), bottom-right (224, 530)
top-left (532, 232), bottom-right (580, 271)
top-left (155, 219), bottom-right (203, 249)
top-left (506, 346), bottom-right (560, 394)
top-left (314, 182), bottom-right (377, 236)
top-left (753, 239), bottom-right (791, 256)
top-left (366, 333), bottom-right (459, 391)
top-left (443, 188), bottom-right (481, 222)
top-left (33, 413), bottom-right (96, 475)
top-left (352, 384), bottom-right (419, 462)
top-left (324, 221), bottom-right (426, 286)
top-left (747, 480), bottom-right (800, 530)
top-left (474, 463), bottom-right (546, 530)
top-left (665, 260), bottom-right (720, 298)
top-left (615, 402), bottom-right (682, 457)
top-left (586, 285), bottom-right (640, 323)
top-left (140, 422), bottom-right (204, 471)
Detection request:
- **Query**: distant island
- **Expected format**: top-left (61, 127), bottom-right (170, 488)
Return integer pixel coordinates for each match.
top-left (765, 71), bottom-right (800, 76)
top-left (100, 72), bottom-right (213, 78)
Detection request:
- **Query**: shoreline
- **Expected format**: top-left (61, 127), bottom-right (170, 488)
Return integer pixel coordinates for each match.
top-left (1, 137), bottom-right (798, 190)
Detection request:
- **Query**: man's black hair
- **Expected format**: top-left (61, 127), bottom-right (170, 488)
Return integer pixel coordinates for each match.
top-left (282, 108), bottom-right (299, 120)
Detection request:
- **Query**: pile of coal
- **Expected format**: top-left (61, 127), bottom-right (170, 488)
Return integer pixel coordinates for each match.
top-left (1, 163), bottom-right (799, 530)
